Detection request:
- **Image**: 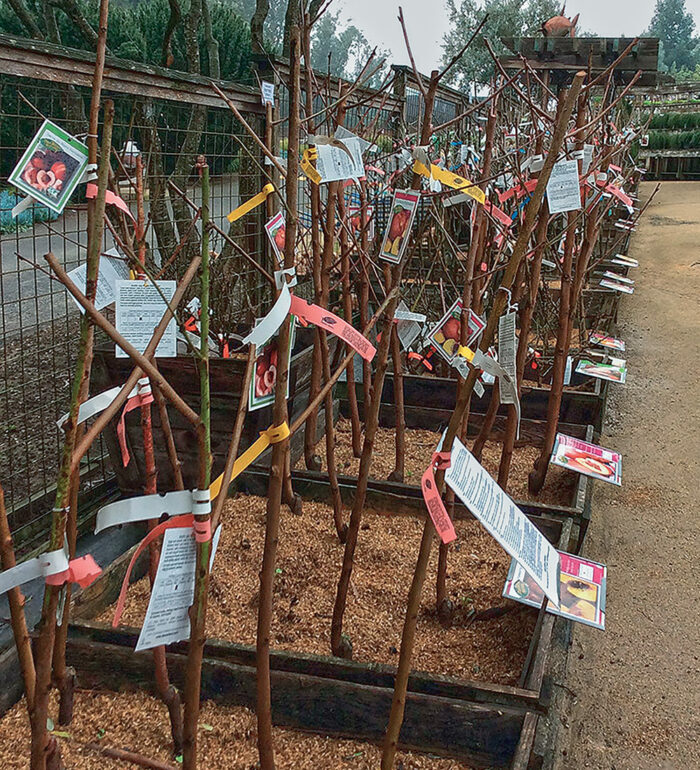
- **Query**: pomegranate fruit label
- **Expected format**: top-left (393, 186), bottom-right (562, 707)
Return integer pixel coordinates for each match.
top-left (264, 212), bottom-right (286, 267)
top-left (9, 119), bottom-right (89, 214)
top-left (248, 317), bottom-right (296, 412)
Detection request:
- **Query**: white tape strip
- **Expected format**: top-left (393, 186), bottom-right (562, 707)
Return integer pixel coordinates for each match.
top-left (11, 195), bottom-right (35, 218)
top-left (274, 267), bottom-right (297, 290)
top-left (192, 488), bottom-right (211, 516)
top-left (82, 163), bottom-right (98, 183)
top-left (394, 309), bottom-right (427, 324)
top-left (242, 280), bottom-right (291, 347)
top-left (0, 548), bottom-right (69, 596)
top-left (95, 489), bottom-right (194, 534)
top-left (442, 191), bottom-right (478, 208)
top-left (57, 380), bottom-right (144, 431)
top-left (472, 349), bottom-right (521, 439)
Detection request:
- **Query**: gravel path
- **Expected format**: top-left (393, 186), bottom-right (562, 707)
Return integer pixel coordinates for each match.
top-left (553, 182), bottom-right (700, 768)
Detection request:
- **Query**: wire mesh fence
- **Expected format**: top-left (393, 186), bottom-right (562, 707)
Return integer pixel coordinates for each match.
top-left (0, 65), bottom-right (269, 556)
top-left (0, 37), bottom-right (473, 555)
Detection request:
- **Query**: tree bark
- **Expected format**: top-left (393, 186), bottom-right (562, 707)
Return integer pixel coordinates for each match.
top-left (251, 0), bottom-right (269, 54)
top-left (255, 26), bottom-right (301, 770)
top-left (381, 74), bottom-right (586, 770)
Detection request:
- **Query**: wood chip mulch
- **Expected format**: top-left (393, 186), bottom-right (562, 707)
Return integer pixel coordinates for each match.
top-left (0, 691), bottom-right (476, 769)
top-left (98, 494), bottom-right (536, 686)
top-left (304, 418), bottom-right (577, 507)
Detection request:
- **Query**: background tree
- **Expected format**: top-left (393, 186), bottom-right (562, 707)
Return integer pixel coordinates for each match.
top-left (309, 9), bottom-right (388, 81)
top-left (0, 0), bottom-right (253, 81)
top-left (647, 0), bottom-right (699, 72)
top-left (442, 0), bottom-right (560, 87)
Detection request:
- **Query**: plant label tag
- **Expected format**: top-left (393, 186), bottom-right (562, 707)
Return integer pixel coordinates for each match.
top-left (444, 437), bottom-right (560, 607)
top-left (115, 279), bottom-right (177, 358)
top-left (136, 525), bottom-right (222, 652)
top-left (66, 248), bottom-right (131, 313)
top-left (547, 159), bottom-right (582, 215)
top-left (498, 312), bottom-right (518, 404)
top-left (261, 81), bottom-right (275, 106)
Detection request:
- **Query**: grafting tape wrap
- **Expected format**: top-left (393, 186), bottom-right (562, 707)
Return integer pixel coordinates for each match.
top-left (117, 377), bottom-right (154, 467)
top-left (0, 546), bottom-right (101, 595)
top-left (274, 267), bottom-right (298, 290)
top-left (207, 422), bottom-right (290, 501)
top-left (192, 488), bottom-right (212, 543)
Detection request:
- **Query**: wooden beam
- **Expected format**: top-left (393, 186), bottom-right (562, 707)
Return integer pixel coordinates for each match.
top-left (0, 33), bottom-right (263, 112)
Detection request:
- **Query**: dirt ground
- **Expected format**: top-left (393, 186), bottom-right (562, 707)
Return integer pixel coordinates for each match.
top-left (552, 182), bottom-right (700, 769)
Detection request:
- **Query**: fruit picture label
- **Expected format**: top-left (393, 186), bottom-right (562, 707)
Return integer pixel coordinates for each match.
top-left (426, 297), bottom-right (485, 365)
top-left (248, 317), bottom-right (296, 412)
top-left (378, 189), bottom-right (421, 264)
top-left (550, 433), bottom-right (622, 486)
top-left (503, 551), bottom-right (607, 631)
top-left (9, 119), bottom-right (89, 214)
top-left (264, 212), bottom-right (286, 267)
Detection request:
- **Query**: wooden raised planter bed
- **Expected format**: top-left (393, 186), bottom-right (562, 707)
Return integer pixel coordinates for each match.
top-left (62, 506), bottom-right (572, 769)
top-left (92, 328), bottom-right (335, 495)
top-left (342, 371), bottom-right (608, 432)
top-left (247, 400), bottom-right (594, 551)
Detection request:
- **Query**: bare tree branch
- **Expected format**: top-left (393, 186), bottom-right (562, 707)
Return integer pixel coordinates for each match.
top-left (162, 0), bottom-right (182, 67)
top-left (51, 0), bottom-right (99, 49)
top-left (6, 0), bottom-right (44, 39)
top-left (202, 0), bottom-right (220, 78)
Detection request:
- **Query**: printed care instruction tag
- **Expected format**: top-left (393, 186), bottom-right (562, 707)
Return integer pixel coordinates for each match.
top-left (313, 128), bottom-right (366, 183)
top-left (115, 279), bottom-right (177, 358)
top-left (547, 159), bottom-right (582, 215)
top-left (261, 81), bottom-right (275, 106)
top-left (498, 312), bottom-right (517, 405)
top-left (444, 436), bottom-right (560, 606)
top-left (66, 248), bottom-right (131, 312)
top-left (136, 525), bottom-right (222, 652)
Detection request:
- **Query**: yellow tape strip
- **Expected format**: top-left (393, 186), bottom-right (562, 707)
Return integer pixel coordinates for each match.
top-left (226, 183), bottom-right (275, 223)
top-left (413, 161), bottom-right (486, 204)
top-left (456, 345), bottom-right (476, 363)
top-left (301, 147), bottom-right (322, 185)
top-left (209, 422), bottom-right (290, 499)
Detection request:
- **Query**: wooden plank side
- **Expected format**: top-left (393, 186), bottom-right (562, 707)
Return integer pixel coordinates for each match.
top-left (67, 620), bottom-right (546, 713)
top-left (65, 637), bottom-right (523, 767)
top-left (0, 34), bottom-right (263, 112)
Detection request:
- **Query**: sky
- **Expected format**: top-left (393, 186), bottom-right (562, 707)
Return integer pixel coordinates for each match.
top-left (335, 0), bottom-right (700, 73)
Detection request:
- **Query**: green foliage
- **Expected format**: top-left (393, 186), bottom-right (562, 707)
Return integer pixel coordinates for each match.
top-left (647, 0), bottom-right (699, 72)
top-left (442, 0), bottom-right (560, 87)
top-left (0, 0), bottom-right (254, 82)
top-left (649, 112), bottom-right (700, 129)
top-left (309, 10), bottom-right (388, 83)
top-left (647, 128), bottom-right (700, 148)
